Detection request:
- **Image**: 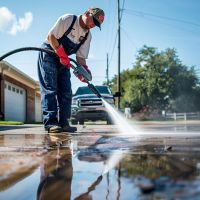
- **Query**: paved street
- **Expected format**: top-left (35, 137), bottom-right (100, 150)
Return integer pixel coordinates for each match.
top-left (0, 121), bottom-right (200, 199)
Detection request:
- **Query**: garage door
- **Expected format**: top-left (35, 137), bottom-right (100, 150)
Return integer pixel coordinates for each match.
top-left (4, 81), bottom-right (26, 122)
top-left (35, 95), bottom-right (42, 122)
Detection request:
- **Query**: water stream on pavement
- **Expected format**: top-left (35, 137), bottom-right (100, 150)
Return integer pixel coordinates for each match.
top-left (102, 99), bottom-right (140, 135)
top-left (101, 99), bottom-right (140, 175)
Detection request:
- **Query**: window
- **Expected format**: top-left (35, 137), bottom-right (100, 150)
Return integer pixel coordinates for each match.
top-left (12, 87), bottom-right (15, 92)
top-left (16, 89), bottom-right (19, 93)
top-left (75, 86), bottom-right (111, 95)
top-left (8, 85), bottom-right (11, 90)
top-left (4, 84), bottom-right (7, 89)
top-left (20, 90), bottom-right (23, 95)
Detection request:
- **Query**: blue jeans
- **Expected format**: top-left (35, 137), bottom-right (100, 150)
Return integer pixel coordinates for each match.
top-left (37, 43), bottom-right (72, 129)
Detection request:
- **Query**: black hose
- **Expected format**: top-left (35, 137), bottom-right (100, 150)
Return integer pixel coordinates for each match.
top-left (0, 47), bottom-right (56, 61)
top-left (0, 47), bottom-right (102, 98)
top-left (0, 47), bottom-right (78, 65)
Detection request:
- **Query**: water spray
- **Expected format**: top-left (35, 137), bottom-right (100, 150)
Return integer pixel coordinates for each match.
top-left (102, 99), bottom-right (140, 135)
top-left (0, 47), bottom-right (102, 99)
top-left (100, 99), bottom-right (141, 177)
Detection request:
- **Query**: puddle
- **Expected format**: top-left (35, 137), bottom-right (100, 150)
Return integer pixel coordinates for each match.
top-left (1, 133), bottom-right (200, 199)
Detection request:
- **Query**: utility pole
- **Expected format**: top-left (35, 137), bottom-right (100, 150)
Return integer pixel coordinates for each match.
top-left (106, 53), bottom-right (109, 85)
top-left (117, 0), bottom-right (121, 110)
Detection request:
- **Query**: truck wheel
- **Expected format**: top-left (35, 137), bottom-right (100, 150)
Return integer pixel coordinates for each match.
top-left (79, 120), bottom-right (84, 125)
top-left (71, 119), bottom-right (78, 125)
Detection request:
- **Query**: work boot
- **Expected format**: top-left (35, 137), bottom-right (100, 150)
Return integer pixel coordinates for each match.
top-left (62, 125), bottom-right (77, 133)
top-left (48, 125), bottom-right (62, 133)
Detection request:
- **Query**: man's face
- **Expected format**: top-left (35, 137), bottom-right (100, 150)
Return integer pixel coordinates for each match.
top-left (83, 12), bottom-right (96, 29)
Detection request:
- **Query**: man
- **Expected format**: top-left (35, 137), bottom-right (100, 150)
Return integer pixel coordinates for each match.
top-left (38, 8), bottom-right (105, 133)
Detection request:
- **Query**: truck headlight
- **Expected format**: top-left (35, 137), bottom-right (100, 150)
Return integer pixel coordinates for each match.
top-left (105, 98), bottom-right (114, 104)
top-left (72, 99), bottom-right (78, 105)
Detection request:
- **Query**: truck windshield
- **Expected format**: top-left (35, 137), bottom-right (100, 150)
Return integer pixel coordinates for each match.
top-left (75, 86), bottom-right (111, 95)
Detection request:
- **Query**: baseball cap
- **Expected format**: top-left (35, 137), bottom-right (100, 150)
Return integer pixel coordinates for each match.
top-left (89, 7), bottom-right (105, 29)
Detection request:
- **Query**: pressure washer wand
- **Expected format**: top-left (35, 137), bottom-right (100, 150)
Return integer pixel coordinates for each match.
top-left (87, 83), bottom-right (102, 98)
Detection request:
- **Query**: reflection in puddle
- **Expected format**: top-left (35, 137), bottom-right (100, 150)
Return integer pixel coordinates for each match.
top-left (1, 133), bottom-right (200, 199)
top-left (102, 150), bottom-right (124, 175)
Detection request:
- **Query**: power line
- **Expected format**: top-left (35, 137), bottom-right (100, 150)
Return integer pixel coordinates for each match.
top-left (120, 0), bottom-right (125, 21)
top-left (108, 0), bottom-right (126, 66)
top-left (123, 9), bottom-right (200, 35)
top-left (107, 0), bottom-right (117, 54)
top-left (123, 9), bottom-right (200, 28)
top-left (121, 27), bottom-right (138, 49)
top-left (108, 32), bottom-right (118, 66)
top-left (105, 0), bottom-right (112, 52)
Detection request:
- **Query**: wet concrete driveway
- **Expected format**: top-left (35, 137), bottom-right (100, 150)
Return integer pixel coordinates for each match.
top-left (0, 122), bottom-right (200, 200)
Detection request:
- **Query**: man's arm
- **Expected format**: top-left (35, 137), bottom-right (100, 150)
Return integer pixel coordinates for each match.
top-left (47, 32), bottom-right (60, 51)
top-left (76, 56), bottom-right (86, 66)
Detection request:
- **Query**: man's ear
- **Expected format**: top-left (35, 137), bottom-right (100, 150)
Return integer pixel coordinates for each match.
top-left (85, 11), bottom-right (92, 17)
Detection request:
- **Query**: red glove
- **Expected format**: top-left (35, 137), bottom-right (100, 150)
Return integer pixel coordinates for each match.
top-left (55, 45), bottom-right (70, 69)
top-left (78, 65), bottom-right (92, 82)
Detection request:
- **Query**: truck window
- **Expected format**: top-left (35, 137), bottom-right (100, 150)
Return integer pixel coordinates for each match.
top-left (75, 86), bottom-right (111, 95)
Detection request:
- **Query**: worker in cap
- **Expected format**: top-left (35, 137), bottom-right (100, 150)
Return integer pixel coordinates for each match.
top-left (37, 7), bottom-right (105, 133)
top-left (88, 7), bottom-right (105, 29)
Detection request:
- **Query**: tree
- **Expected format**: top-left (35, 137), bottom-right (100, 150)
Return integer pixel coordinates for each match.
top-left (109, 45), bottom-right (200, 113)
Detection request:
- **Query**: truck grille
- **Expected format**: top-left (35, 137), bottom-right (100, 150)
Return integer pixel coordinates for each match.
top-left (79, 99), bottom-right (103, 107)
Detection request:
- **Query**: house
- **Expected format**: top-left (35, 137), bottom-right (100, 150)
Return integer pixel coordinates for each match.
top-left (0, 61), bottom-right (42, 122)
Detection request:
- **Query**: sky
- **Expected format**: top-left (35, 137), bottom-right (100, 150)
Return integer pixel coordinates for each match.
top-left (0, 0), bottom-right (200, 93)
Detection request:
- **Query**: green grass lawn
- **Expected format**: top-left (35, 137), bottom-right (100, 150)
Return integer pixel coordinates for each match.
top-left (0, 121), bottom-right (24, 125)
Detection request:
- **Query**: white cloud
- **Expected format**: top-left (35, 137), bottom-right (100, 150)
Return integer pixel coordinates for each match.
top-left (10, 12), bottom-right (33, 35)
top-left (0, 7), bottom-right (15, 31)
top-left (0, 7), bottom-right (33, 35)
